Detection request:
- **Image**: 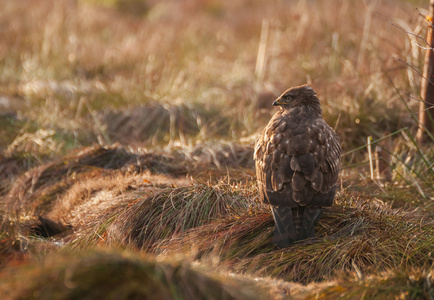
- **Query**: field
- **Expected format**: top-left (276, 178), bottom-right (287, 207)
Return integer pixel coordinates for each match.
top-left (0, 0), bottom-right (433, 299)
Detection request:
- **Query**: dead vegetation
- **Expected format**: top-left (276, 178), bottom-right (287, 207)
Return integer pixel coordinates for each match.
top-left (63, 181), bottom-right (252, 251)
top-left (0, 250), bottom-right (261, 300)
top-left (108, 183), bottom-right (250, 250)
top-left (310, 269), bottom-right (434, 300)
top-left (0, 0), bottom-right (433, 298)
top-left (156, 193), bottom-right (433, 283)
top-left (4, 144), bottom-right (186, 216)
top-left (98, 102), bottom-right (232, 146)
top-left (3, 143), bottom-right (430, 290)
top-left (1, 143), bottom-right (432, 298)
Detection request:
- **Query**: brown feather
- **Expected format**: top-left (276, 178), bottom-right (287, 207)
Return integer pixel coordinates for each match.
top-left (292, 172), bottom-right (307, 191)
top-left (254, 84), bottom-right (341, 208)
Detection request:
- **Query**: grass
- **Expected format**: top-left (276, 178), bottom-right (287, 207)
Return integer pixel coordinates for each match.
top-left (0, 0), bottom-right (425, 151)
top-left (0, 250), bottom-right (260, 300)
top-left (3, 144), bottom-right (187, 217)
top-left (1, 152), bottom-right (432, 298)
top-left (0, 0), bottom-right (433, 298)
top-left (68, 181), bottom-right (252, 250)
top-left (310, 269), bottom-right (434, 299)
top-left (157, 192), bottom-right (434, 283)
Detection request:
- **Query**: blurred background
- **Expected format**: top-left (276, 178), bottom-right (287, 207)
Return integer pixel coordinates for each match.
top-left (1, 0), bottom-right (432, 199)
top-left (0, 0), bottom-right (427, 147)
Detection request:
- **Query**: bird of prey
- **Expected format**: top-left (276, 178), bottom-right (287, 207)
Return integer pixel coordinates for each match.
top-left (254, 84), bottom-right (341, 248)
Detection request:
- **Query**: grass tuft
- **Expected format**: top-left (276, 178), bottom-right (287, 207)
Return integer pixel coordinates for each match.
top-left (0, 250), bottom-right (258, 300)
top-left (4, 144), bottom-right (186, 216)
top-left (158, 194), bottom-right (434, 283)
top-left (105, 182), bottom-right (251, 250)
top-left (311, 269), bottom-right (434, 300)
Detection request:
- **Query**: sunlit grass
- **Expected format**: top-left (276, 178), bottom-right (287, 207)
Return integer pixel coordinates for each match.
top-left (0, 0), bottom-right (433, 298)
top-left (0, 250), bottom-right (260, 300)
top-left (0, 0), bottom-right (425, 152)
top-left (157, 192), bottom-right (434, 283)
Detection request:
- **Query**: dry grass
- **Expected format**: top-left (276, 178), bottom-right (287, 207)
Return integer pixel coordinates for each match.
top-left (0, 0), bottom-right (433, 298)
top-left (3, 144), bottom-right (186, 216)
top-left (0, 144), bottom-right (188, 272)
top-left (0, 0), bottom-right (426, 153)
top-left (309, 269), bottom-right (434, 300)
top-left (165, 141), bottom-right (255, 170)
top-left (1, 143), bottom-right (431, 297)
top-left (98, 102), bottom-right (232, 146)
top-left (68, 181), bottom-right (252, 250)
top-left (0, 250), bottom-right (260, 300)
top-left (158, 193), bottom-right (434, 283)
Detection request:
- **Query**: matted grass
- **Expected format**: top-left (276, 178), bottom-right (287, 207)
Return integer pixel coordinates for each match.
top-left (0, 0), bottom-right (433, 297)
top-left (4, 144), bottom-right (186, 216)
top-left (97, 182), bottom-right (252, 250)
top-left (156, 206), bottom-right (275, 259)
top-left (0, 250), bottom-right (259, 300)
top-left (98, 102), bottom-right (232, 146)
top-left (0, 145), bottom-right (189, 270)
top-left (164, 141), bottom-right (255, 170)
top-left (309, 269), bottom-right (434, 300)
top-left (158, 193), bottom-right (434, 283)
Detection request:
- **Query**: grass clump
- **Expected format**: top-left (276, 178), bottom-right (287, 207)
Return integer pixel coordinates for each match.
top-left (0, 250), bottom-right (257, 300)
top-left (98, 102), bottom-right (232, 146)
top-left (166, 141), bottom-right (254, 170)
top-left (159, 194), bottom-right (434, 283)
top-left (156, 206), bottom-right (275, 259)
top-left (310, 269), bottom-right (434, 300)
top-left (4, 144), bottom-right (186, 216)
top-left (108, 182), bottom-right (251, 250)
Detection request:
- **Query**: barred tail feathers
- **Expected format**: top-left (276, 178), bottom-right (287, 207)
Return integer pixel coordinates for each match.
top-left (271, 206), bottom-right (323, 248)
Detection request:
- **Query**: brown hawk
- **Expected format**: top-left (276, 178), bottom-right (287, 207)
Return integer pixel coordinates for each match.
top-left (254, 84), bottom-right (341, 248)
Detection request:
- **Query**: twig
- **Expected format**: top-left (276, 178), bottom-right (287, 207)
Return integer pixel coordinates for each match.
top-left (416, 8), bottom-right (434, 28)
top-left (400, 90), bottom-right (434, 106)
top-left (367, 136), bottom-right (375, 180)
top-left (375, 11), bottom-right (431, 47)
top-left (392, 56), bottom-right (434, 86)
top-left (384, 71), bottom-right (434, 141)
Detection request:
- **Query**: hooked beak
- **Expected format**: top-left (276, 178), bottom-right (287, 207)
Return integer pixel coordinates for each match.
top-left (272, 98), bottom-right (283, 106)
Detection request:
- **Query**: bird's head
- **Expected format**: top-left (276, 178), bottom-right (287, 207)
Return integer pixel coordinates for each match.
top-left (273, 84), bottom-right (322, 114)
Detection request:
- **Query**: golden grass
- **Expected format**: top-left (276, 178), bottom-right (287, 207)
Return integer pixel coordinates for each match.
top-left (3, 144), bottom-right (186, 216)
top-left (0, 0), bottom-right (433, 298)
top-left (0, 0), bottom-right (426, 152)
top-left (309, 269), bottom-right (434, 300)
top-left (157, 193), bottom-right (434, 283)
top-left (67, 181), bottom-right (252, 250)
top-left (0, 250), bottom-right (260, 300)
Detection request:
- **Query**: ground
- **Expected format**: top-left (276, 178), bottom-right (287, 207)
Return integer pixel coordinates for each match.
top-left (0, 0), bottom-right (433, 299)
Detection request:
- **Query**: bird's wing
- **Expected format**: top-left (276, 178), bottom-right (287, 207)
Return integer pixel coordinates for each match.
top-left (309, 118), bottom-right (341, 195)
top-left (254, 113), bottom-right (341, 207)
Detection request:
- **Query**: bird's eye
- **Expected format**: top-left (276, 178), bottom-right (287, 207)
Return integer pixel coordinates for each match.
top-left (284, 94), bottom-right (292, 100)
